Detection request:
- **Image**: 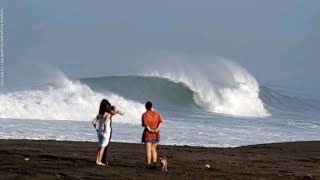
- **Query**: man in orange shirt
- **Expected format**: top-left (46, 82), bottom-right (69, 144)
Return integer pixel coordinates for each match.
top-left (142, 101), bottom-right (163, 168)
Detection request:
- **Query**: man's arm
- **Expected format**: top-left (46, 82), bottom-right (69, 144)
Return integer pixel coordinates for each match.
top-left (156, 122), bottom-right (163, 132)
top-left (142, 114), bottom-right (155, 132)
top-left (156, 113), bottom-right (163, 132)
top-left (141, 114), bottom-right (145, 127)
top-left (146, 126), bottom-right (155, 132)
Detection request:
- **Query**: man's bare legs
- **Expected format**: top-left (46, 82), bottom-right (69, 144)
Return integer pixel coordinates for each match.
top-left (145, 142), bottom-right (152, 165)
top-left (145, 142), bottom-right (158, 168)
top-left (151, 144), bottom-right (157, 164)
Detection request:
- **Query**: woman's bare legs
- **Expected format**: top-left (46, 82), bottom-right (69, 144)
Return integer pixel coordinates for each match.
top-left (96, 148), bottom-right (100, 164)
top-left (96, 147), bottom-right (106, 165)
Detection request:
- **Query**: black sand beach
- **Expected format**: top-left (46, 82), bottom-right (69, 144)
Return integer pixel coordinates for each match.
top-left (0, 140), bottom-right (319, 179)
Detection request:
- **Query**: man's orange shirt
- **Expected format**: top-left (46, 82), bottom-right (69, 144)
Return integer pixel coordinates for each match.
top-left (141, 110), bottom-right (163, 142)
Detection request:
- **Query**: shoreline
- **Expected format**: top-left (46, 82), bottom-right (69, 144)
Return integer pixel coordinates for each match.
top-left (3, 136), bottom-right (319, 148)
top-left (0, 140), bottom-right (319, 179)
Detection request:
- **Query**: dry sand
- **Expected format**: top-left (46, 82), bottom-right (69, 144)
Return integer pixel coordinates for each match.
top-left (0, 140), bottom-right (319, 179)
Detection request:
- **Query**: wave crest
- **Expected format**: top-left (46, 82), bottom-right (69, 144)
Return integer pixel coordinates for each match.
top-left (145, 58), bottom-right (270, 117)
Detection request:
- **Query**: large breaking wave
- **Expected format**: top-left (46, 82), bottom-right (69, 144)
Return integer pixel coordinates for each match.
top-left (144, 60), bottom-right (270, 117)
top-left (1, 58), bottom-right (319, 122)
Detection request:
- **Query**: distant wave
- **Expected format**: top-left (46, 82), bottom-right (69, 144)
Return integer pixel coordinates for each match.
top-left (260, 86), bottom-right (320, 114)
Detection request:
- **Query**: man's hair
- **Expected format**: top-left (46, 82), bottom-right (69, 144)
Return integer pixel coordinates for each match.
top-left (145, 101), bottom-right (152, 110)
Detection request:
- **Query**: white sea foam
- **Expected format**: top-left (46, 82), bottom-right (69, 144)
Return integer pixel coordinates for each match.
top-left (2, 116), bottom-right (319, 147)
top-left (0, 76), bottom-right (144, 124)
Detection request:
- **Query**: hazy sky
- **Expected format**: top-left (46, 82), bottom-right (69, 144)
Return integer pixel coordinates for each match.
top-left (2, 0), bottom-right (320, 90)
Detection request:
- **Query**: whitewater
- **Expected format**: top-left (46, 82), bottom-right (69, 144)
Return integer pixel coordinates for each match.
top-left (1, 59), bottom-right (319, 147)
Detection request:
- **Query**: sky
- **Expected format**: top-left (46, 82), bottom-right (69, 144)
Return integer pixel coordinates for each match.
top-left (2, 0), bottom-right (320, 90)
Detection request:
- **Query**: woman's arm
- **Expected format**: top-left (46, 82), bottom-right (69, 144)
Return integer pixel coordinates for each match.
top-left (116, 110), bottom-right (124, 116)
top-left (103, 113), bottom-right (111, 133)
top-left (92, 115), bottom-right (98, 129)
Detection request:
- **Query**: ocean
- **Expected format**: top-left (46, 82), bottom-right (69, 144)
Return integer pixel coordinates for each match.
top-left (1, 60), bottom-right (319, 147)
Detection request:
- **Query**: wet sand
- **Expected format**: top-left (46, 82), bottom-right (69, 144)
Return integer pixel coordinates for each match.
top-left (0, 140), bottom-right (319, 179)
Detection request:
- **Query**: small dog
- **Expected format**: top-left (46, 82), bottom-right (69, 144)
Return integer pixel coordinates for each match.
top-left (159, 156), bottom-right (168, 172)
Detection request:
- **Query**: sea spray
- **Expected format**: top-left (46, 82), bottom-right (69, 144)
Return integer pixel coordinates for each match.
top-left (0, 75), bottom-right (144, 124)
top-left (144, 56), bottom-right (270, 117)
